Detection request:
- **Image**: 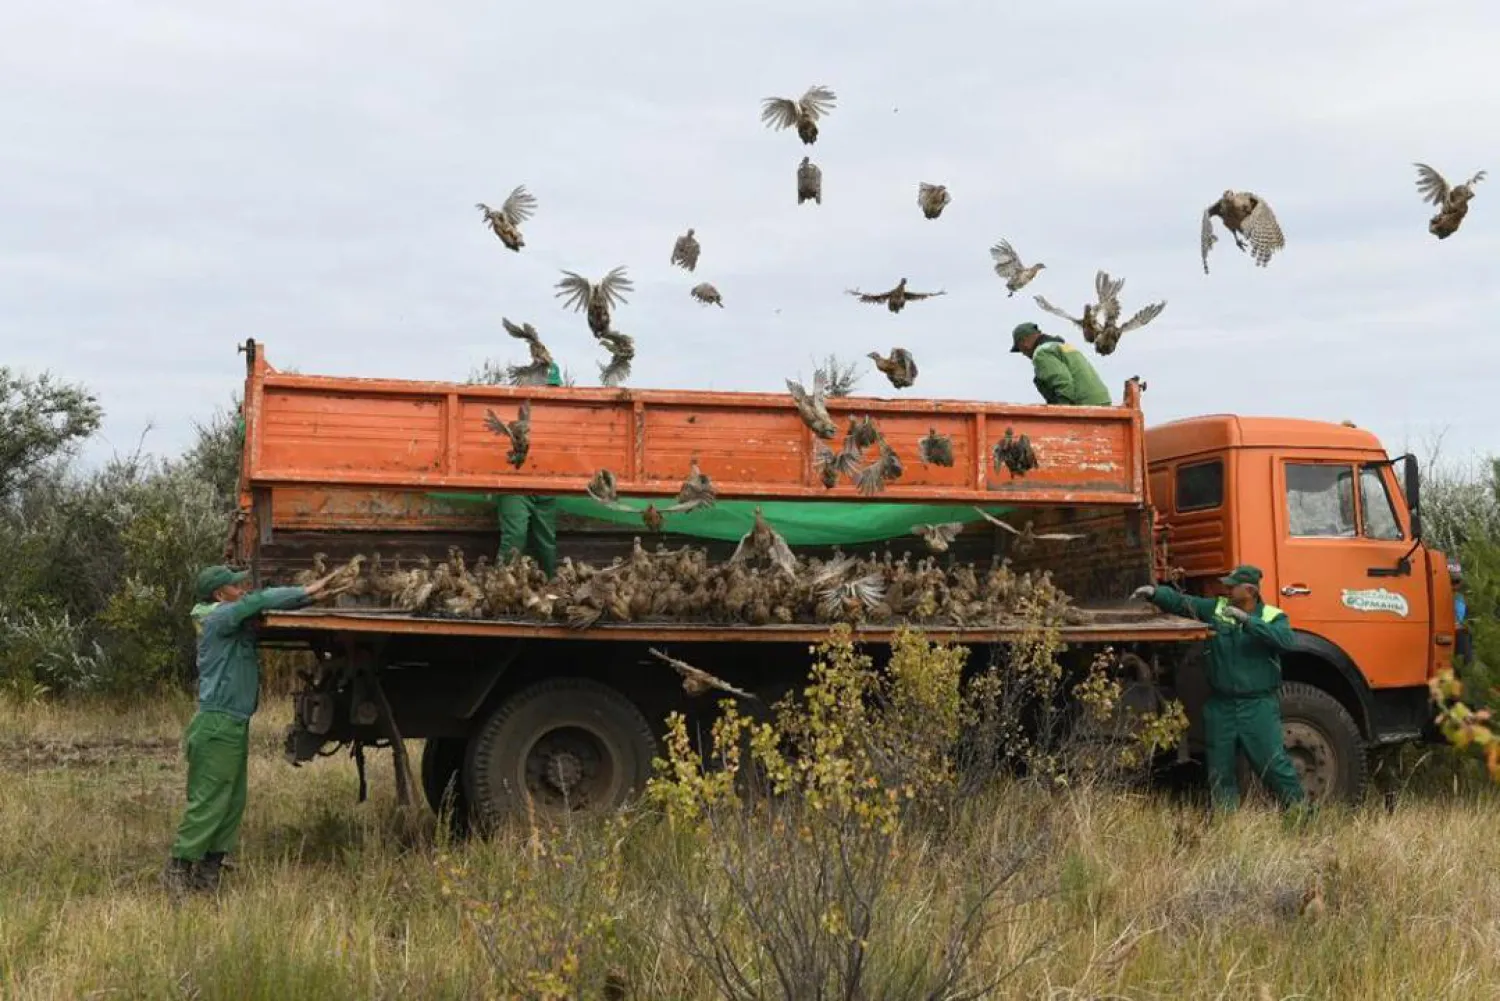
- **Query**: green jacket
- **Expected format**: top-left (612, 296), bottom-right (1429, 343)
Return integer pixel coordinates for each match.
top-left (1031, 337), bottom-right (1111, 406)
top-left (1151, 589), bottom-right (1295, 697)
top-left (193, 586), bottom-right (310, 720)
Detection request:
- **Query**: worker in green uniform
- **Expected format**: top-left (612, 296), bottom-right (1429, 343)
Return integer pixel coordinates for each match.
top-left (1133, 565), bottom-right (1306, 812)
top-left (163, 564), bottom-right (347, 894)
top-left (498, 362), bottom-right (563, 578)
top-left (1010, 322), bottom-right (1112, 406)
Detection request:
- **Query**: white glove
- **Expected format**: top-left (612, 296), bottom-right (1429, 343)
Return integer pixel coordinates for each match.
top-left (1223, 605), bottom-right (1250, 624)
top-left (1131, 585), bottom-right (1156, 601)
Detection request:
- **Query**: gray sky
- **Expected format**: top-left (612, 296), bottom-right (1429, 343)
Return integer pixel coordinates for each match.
top-left (4, 0), bottom-right (1497, 469)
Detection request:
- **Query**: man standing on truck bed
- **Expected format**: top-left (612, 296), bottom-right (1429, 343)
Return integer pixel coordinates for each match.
top-left (163, 564), bottom-right (347, 894)
top-left (498, 361), bottom-right (563, 578)
top-left (1010, 321), bottom-right (1112, 406)
top-left (1133, 565), bottom-right (1307, 813)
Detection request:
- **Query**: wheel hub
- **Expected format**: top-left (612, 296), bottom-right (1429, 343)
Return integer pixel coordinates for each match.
top-left (522, 726), bottom-right (616, 814)
top-left (1283, 719), bottom-right (1337, 801)
top-left (545, 751), bottom-right (584, 795)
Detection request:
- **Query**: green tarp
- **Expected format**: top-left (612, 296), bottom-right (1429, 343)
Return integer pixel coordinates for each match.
top-left (429, 492), bottom-right (1012, 546)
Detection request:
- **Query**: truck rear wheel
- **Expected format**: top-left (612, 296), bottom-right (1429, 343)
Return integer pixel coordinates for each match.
top-left (1241, 681), bottom-right (1368, 805)
top-left (421, 737), bottom-right (471, 831)
top-left (463, 678), bottom-right (658, 828)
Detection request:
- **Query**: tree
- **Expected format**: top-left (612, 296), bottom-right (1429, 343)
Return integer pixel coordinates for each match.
top-left (0, 369), bottom-right (102, 498)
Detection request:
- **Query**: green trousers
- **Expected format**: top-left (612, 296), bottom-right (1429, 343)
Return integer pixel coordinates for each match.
top-left (499, 494), bottom-right (558, 578)
top-left (1203, 694), bottom-right (1306, 811)
top-left (170, 710), bottom-right (250, 861)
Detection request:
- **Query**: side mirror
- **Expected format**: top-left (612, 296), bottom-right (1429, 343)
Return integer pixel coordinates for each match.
top-left (1403, 454), bottom-right (1422, 539)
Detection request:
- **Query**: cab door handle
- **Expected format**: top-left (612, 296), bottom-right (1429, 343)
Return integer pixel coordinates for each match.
top-left (1281, 585), bottom-right (1312, 597)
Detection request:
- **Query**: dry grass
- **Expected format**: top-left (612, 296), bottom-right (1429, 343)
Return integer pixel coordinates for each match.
top-left (3, 697), bottom-right (1500, 1000)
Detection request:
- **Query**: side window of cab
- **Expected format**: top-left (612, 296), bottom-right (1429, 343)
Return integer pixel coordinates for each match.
top-left (1285, 464), bottom-right (1357, 537)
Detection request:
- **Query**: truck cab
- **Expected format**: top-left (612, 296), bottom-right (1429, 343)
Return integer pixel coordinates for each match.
top-left (1147, 415), bottom-right (1455, 800)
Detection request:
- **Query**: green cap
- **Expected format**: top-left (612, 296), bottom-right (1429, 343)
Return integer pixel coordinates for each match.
top-left (1220, 565), bottom-right (1263, 588)
top-left (546, 362), bottom-right (562, 387)
top-left (196, 565), bottom-right (250, 601)
top-left (1010, 322), bottom-right (1040, 353)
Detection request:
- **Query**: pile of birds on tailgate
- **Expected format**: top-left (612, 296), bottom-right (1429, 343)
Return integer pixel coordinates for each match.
top-left (451, 87), bottom-right (1489, 629)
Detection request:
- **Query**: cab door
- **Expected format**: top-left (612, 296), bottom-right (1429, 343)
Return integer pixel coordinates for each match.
top-left (1271, 459), bottom-right (1429, 689)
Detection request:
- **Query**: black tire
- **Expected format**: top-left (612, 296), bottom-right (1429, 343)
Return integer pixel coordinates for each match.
top-left (463, 678), bottom-right (658, 827)
top-left (420, 737), bottom-right (472, 833)
top-left (1240, 681), bottom-right (1368, 805)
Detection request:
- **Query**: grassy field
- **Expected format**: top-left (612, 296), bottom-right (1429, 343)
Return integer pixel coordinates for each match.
top-left (3, 695), bottom-right (1500, 1001)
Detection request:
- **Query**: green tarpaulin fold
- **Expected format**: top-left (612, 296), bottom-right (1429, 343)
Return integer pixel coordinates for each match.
top-left (429, 492), bottom-right (1012, 546)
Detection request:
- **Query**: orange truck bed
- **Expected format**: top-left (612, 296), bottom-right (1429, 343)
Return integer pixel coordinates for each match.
top-left (236, 340), bottom-right (1148, 509)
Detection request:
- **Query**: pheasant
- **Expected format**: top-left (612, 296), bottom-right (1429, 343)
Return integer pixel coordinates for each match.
top-left (760, 85), bottom-right (837, 145)
top-left (1201, 190), bottom-right (1285, 272)
top-left (555, 266), bottom-right (633, 338)
top-left (650, 649), bottom-right (757, 700)
top-left (814, 436), bottom-right (865, 488)
top-left (912, 521), bottom-right (965, 553)
top-left (596, 329), bottom-right (635, 387)
top-left (991, 427), bottom-right (1037, 477)
top-left (787, 371), bottom-right (838, 439)
top-left (729, 506), bottom-right (798, 578)
top-left (856, 434), bottom-right (904, 496)
top-left (846, 278), bottom-right (945, 314)
top-left (917, 428), bottom-right (954, 467)
top-left (972, 508), bottom-right (1084, 554)
top-left (797, 156), bottom-right (823, 205)
top-left (989, 239), bottom-right (1045, 296)
top-left (670, 228), bottom-right (701, 271)
top-left (690, 282), bottom-right (724, 307)
top-left (476, 185), bottom-right (537, 252)
top-left (661, 459), bottom-right (716, 513)
top-left (500, 318), bottom-right (554, 386)
top-left (1414, 163), bottom-right (1486, 239)
top-left (484, 401), bottom-right (532, 469)
top-left (868, 348), bottom-right (917, 389)
top-left (585, 469), bottom-right (637, 512)
top-left (917, 182), bottom-right (951, 219)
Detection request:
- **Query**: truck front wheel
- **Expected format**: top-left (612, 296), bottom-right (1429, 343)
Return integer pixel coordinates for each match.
top-left (463, 678), bottom-right (658, 828)
top-left (1240, 681), bottom-right (1368, 805)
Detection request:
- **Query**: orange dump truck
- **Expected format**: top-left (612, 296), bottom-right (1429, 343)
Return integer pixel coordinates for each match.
top-left (232, 340), bottom-right (1454, 818)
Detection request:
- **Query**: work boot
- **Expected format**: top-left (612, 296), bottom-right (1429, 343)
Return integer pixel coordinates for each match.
top-left (160, 857), bottom-right (195, 896)
top-left (204, 851), bottom-right (235, 873)
top-left (191, 854), bottom-right (224, 892)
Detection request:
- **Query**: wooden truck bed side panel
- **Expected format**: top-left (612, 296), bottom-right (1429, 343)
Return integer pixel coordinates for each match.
top-left (240, 348), bottom-right (1147, 507)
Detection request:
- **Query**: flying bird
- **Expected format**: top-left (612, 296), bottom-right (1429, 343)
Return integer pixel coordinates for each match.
top-left (814, 437), bottom-right (864, 488)
top-left (918, 183), bottom-right (951, 219)
top-left (501, 318), bottom-right (554, 386)
top-left (917, 428), bottom-right (954, 467)
top-left (992, 427), bottom-right (1038, 477)
top-left (990, 239), bottom-right (1046, 296)
top-left (729, 506), bottom-right (798, 578)
top-left (1414, 163), bottom-right (1486, 239)
top-left (797, 156), bottom-right (823, 205)
top-left (661, 459), bottom-right (716, 513)
top-left (787, 372), bottom-right (838, 439)
top-left (555, 266), bottom-right (633, 338)
top-left (1201, 190), bottom-right (1285, 273)
top-left (670, 228), bottom-right (701, 271)
top-left (650, 648), bottom-right (757, 700)
top-left (641, 503), bottom-right (664, 533)
top-left (1038, 271), bottom-right (1165, 356)
top-left (476, 186), bottom-right (537, 252)
top-left (868, 348), bottom-right (917, 389)
top-left (585, 469), bottom-right (636, 512)
top-left (856, 435), bottom-right (904, 496)
top-left (690, 282), bottom-right (724, 307)
top-left (760, 85), bottom-right (837, 145)
top-left (484, 401), bottom-right (532, 469)
top-left (596, 329), bottom-right (635, 387)
top-left (971, 509), bottom-right (1084, 553)
top-left (912, 521), bottom-right (965, 554)
top-left (846, 278), bottom-right (946, 314)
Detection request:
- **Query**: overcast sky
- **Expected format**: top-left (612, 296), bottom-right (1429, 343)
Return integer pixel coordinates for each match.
top-left (4, 0), bottom-right (1497, 469)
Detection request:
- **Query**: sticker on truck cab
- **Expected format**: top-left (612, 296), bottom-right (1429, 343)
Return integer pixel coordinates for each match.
top-left (1340, 588), bottom-right (1410, 617)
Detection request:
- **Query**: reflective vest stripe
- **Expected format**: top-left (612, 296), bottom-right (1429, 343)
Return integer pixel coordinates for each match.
top-left (1214, 597), bottom-right (1284, 623)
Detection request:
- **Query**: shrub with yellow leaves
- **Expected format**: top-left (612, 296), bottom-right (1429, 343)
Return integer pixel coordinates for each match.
top-left (1430, 666), bottom-right (1500, 782)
